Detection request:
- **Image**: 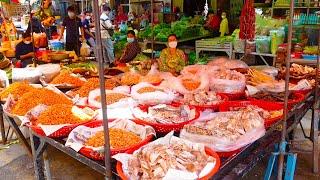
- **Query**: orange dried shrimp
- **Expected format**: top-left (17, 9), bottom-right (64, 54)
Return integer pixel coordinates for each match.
top-left (95, 93), bottom-right (129, 105)
top-left (84, 128), bottom-right (141, 149)
top-left (50, 71), bottom-right (85, 87)
top-left (0, 81), bottom-right (36, 101)
top-left (36, 104), bottom-right (86, 125)
top-left (72, 78), bottom-right (119, 97)
top-left (120, 72), bottom-right (141, 86)
top-left (137, 87), bottom-right (162, 94)
top-left (182, 79), bottom-right (201, 91)
top-left (141, 75), bottom-right (162, 84)
top-left (11, 88), bottom-right (72, 116)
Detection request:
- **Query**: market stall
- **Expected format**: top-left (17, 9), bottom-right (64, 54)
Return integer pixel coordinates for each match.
top-left (0, 0), bottom-right (319, 179)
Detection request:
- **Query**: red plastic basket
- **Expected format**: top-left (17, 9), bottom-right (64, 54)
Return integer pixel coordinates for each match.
top-left (173, 94), bottom-right (229, 112)
top-left (247, 92), bottom-right (305, 108)
top-left (218, 91), bottom-right (245, 100)
top-left (133, 105), bottom-right (200, 134)
top-left (79, 134), bottom-right (154, 161)
top-left (219, 100), bottom-right (284, 128)
top-left (216, 148), bottom-right (242, 158)
top-left (27, 120), bottom-right (94, 138)
top-left (293, 88), bottom-right (312, 95)
top-left (116, 146), bottom-right (221, 180)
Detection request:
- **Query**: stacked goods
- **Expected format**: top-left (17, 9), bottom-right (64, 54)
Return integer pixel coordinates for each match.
top-left (0, 81), bottom-right (36, 101)
top-left (36, 104), bottom-right (91, 125)
top-left (11, 88), bottom-right (72, 116)
top-left (84, 129), bottom-right (142, 149)
top-left (114, 134), bottom-right (219, 179)
top-left (278, 63), bottom-right (316, 79)
top-left (68, 78), bottom-right (119, 98)
top-left (247, 69), bottom-right (276, 86)
top-left (50, 71), bottom-right (86, 87)
top-left (239, 0), bottom-right (255, 40)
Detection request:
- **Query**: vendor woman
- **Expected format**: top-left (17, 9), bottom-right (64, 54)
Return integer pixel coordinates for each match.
top-left (15, 33), bottom-right (35, 67)
top-left (158, 34), bottom-right (186, 74)
top-left (115, 30), bottom-right (141, 64)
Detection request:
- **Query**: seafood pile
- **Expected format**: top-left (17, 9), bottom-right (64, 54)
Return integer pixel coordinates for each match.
top-left (210, 69), bottom-right (244, 81)
top-left (181, 78), bottom-right (201, 91)
top-left (95, 93), bottom-right (129, 105)
top-left (68, 78), bottom-right (120, 98)
top-left (137, 86), bottom-right (163, 94)
top-left (127, 138), bottom-right (216, 179)
top-left (0, 81), bottom-right (36, 101)
top-left (36, 104), bottom-right (92, 125)
top-left (228, 105), bottom-right (283, 120)
top-left (279, 63), bottom-right (316, 79)
top-left (120, 72), bottom-right (141, 86)
top-left (50, 71), bottom-right (86, 87)
top-left (249, 91), bottom-right (294, 102)
top-left (184, 111), bottom-right (264, 142)
top-left (11, 88), bottom-right (72, 116)
top-left (85, 128), bottom-right (142, 149)
top-left (141, 105), bottom-right (190, 124)
top-left (182, 90), bottom-right (223, 106)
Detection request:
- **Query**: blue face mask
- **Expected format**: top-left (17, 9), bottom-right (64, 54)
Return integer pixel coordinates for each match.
top-left (127, 37), bottom-right (134, 43)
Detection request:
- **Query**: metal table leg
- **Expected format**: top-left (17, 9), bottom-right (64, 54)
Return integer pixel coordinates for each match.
top-left (4, 114), bottom-right (32, 156)
top-left (0, 107), bottom-right (6, 144)
top-left (312, 109), bottom-right (319, 173)
top-left (30, 129), bottom-right (47, 180)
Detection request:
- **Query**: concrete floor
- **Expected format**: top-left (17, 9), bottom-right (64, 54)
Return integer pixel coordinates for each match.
top-left (0, 111), bottom-right (319, 180)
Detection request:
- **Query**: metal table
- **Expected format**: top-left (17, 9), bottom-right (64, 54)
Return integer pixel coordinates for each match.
top-left (27, 93), bottom-right (318, 180)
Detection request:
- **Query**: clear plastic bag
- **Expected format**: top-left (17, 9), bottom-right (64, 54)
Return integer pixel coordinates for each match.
top-left (180, 112), bottom-right (265, 152)
top-left (160, 73), bottom-right (210, 94)
top-left (209, 70), bottom-right (246, 93)
top-left (256, 36), bottom-right (271, 54)
top-left (131, 82), bottom-right (177, 105)
top-left (80, 41), bottom-right (91, 57)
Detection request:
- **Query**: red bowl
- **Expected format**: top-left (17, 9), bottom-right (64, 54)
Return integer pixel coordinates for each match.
top-left (116, 146), bottom-right (221, 180)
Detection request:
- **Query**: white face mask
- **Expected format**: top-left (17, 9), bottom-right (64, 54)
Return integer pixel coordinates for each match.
top-left (127, 37), bottom-right (134, 43)
top-left (85, 16), bottom-right (91, 20)
top-left (68, 12), bottom-right (75, 18)
top-left (221, 15), bottom-right (226, 19)
top-left (24, 41), bottom-right (31, 44)
top-left (168, 41), bottom-right (177, 48)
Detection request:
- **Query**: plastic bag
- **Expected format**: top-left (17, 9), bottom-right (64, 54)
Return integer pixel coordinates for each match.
top-left (180, 64), bottom-right (219, 76)
top-left (140, 65), bottom-right (164, 85)
top-left (12, 68), bottom-right (42, 83)
top-left (179, 112), bottom-right (265, 152)
top-left (160, 73), bottom-right (210, 94)
top-left (223, 60), bottom-right (249, 70)
top-left (80, 41), bottom-right (91, 57)
top-left (131, 82), bottom-right (177, 105)
top-left (36, 64), bottom-right (61, 82)
top-left (256, 36), bottom-right (271, 53)
top-left (209, 69), bottom-right (246, 93)
top-left (270, 29), bottom-right (285, 54)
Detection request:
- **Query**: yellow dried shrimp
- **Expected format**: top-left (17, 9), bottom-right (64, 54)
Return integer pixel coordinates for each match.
top-left (137, 87), bottom-right (163, 94)
top-left (84, 128), bottom-right (142, 149)
top-left (182, 79), bottom-right (201, 91)
top-left (73, 78), bottom-right (119, 97)
top-left (50, 71), bottom-right (85, 87)
top-left (120, 72), bottom-right (141, 86)
top-left (95, 93), bottom-right (129, 105)
top-left (11, 88), bottom-right (72, 116)
top-left (0, 81), bottom-right (36, 101)
top-left (36, 104), bottom-right (85, 125)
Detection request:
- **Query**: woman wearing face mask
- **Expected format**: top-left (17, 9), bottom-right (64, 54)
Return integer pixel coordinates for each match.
top-left (15, 33), bottom-right (35, 68)
top-left (59, 6), bottom-right (85, 56)
top-left (115, 30), bottom-right (141, 65)
top-left (158, 34), bottom-right (186, 75)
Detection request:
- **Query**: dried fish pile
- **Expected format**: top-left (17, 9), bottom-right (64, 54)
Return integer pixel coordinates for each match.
top-left (127, 140), bottom-right (215, 179)
top-left (184, 111), bottom-right (263, 142)
top-left (182, 90), bottom-right (223, 106)
top-left (143, 105), bottom-right (189, 124)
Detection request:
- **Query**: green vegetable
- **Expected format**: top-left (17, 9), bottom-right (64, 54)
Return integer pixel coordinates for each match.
top-left (133, 53), bottom-right (149, 61)
top-left (188, 52), bottom-right (196, 65)
top-left (196, 55), bottom-right (209, 65)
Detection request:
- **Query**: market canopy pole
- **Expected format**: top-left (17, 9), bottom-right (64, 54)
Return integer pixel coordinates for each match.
top-left (277, 0), bottom-right (295, 178)
top-left (91, 0), bottom-right (112, 179)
